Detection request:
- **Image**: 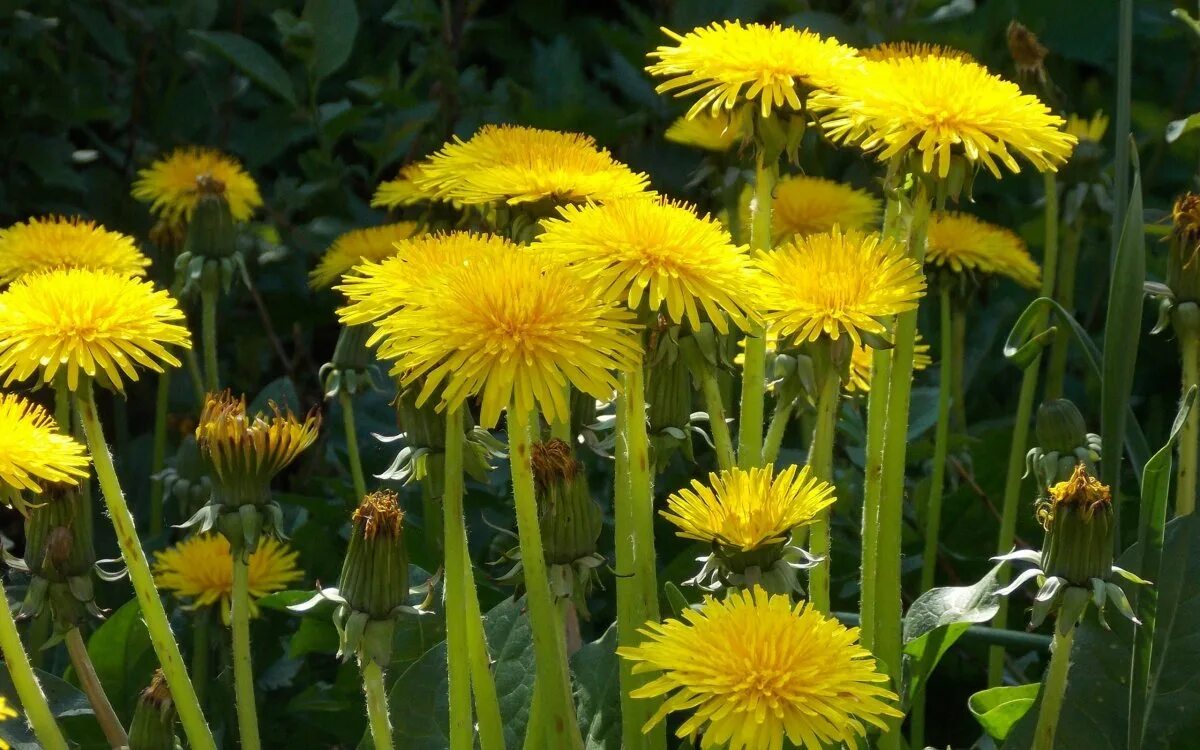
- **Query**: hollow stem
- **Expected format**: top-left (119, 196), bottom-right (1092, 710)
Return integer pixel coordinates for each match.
top-left (805, 341), bottom-right (842, 613)
top-left (1177, 332), bottom-right (1199, 516)
top-left (150, 370), bottom-right (170, 535)
top-left (1044, 217), bottom-right (1081, 401)
top-left (442, 408), bottom-right (474, 750)
top-left (762, 395), bottom-right (796, 466)
top-left (698, 367), bottom-right (736, 470)
top-left (362, 660), bottom-right (394, 750)
top-left (920, 286), bottom-right (955, 594)
top-left (200, 282), bottom-right (220, 393)
top-left (737, 154), bottom-right (776, 468)
top-left (461, 543), bottom-right (505, 750)
top-left (950, 299), bottom-right (968, 432)
top-left (339, 390), bottom-right (368, 502)
top-left (1032, 625), bottom-right (1077, 750)
top-left (231, 554), bottom-right (261, 750)
top-left (75, 381), bottom-right (216, 750)
top-left (66, 627), bottom-right (127, 748)
top-left (0, 578), bottom-right (68, 750)
top-left (184, 348), bottom-right (206, 407)
top-left (859, 345), bottom-right (892, 652)
top-left (192, 608), bottom-right (210, 710)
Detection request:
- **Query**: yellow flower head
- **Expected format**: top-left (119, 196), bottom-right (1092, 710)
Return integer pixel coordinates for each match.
top-left (534, 198), bottom-right (757, 333)
top-left (132, 147), bottom-right (262, 224)
top-left (619, 588), bottom-right (901, 750)
top-left (1038, 462), bottom-right (1112, 531)
top-left (370, 249), bottom-right (641, 428)
top-left (0, 393), bottom-right (89, 512)
top-left (646, 21), bottom-right (860, 119)
top-left (352, 489), bottom-right (405, 540)
top-left (153, 534), bottom-right (302, 623)
top-left (0, 269), bottom-right (191, 392)
top-left (372, 163), bottom-right (438, 209)
top-left (927, 212), bottom-right (1040, 289)
top-left (756, 228), bottom-right (926, 347)
top-left (310, 222), bottom-right (420, 289)
top-left (416, 125), bottom-right (650, 206)
top-left (861, 42), bottom-right (975, 63)
top-left (0, 216), bottom-right (150, 285)
top-left (336, 231), bottom-right (513, 327)
top-left (664, 109), bottom-right (748, 152)
top-left (771, 176), bottom-right (880, 241)
top-left (846, 337), bottom-right (932, 394)
top-left (814, 55), bottom-right (1076, 178)
top-left (195, 391), bottom-right (320, 492)
top-left (661, 466), bottom-right (835, 551)
top-left (1065, 112), bottom-right (1109, 144)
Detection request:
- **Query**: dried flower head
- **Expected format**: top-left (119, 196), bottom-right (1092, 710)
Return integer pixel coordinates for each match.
top-left (352, 491), bottom-right (405, 540)
top-left (1006, 20), bottom-right (1049, 83)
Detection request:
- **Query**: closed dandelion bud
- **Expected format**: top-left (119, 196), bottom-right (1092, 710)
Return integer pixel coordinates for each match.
top-left (320, 324), bottom-right (378, 399)
top-left (128, 670), bottom-right (177, 750)
top-left (569, 387), bottom-right (597, 440)
top-left (1026, 399), bottom-right (1101, 495)
top-left (646, 330), bottom-right (694, 472)
top-left (1038, 465), bottom-right (1114, 586)
top-left (532, 440), bottom-right (602, 566)
top-left (1170, 194), bottom-right (1200, 307)
top-left (1036, 399), bottom-right (1088, 454)
top-left (335, 491), bottom-right (409, 666)
top-left (18, 485), bottom-right (102, 631)
top-left (184, 180), bottom-right (236, 261)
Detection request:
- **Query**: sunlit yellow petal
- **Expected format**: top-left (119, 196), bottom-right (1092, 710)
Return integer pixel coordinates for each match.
top-left (132, 147), bottom-right (262, 224)
top-left (310, 222), bottom-right (420, 289)
top-left (927, 211), bottom-right (1040, 289)
top-left (0, 216), bottom-right (150, 284)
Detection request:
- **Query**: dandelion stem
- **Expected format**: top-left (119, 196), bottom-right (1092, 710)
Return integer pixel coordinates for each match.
top-left (461, 541), bottom-right (505, 750)
top-left (0, 577), bottom-right (68, 750)
top-left (1045, 217), bottom-right (1082, 401)
top-left (920, 285), bottom-right (955, 595)
top-left (192, 608), bottom-right (210, 710)
top-left (699, 367), bottom-right (736, 470)
top-left (200, 282), bottom-right (220, 393)
top-left (184, 348), bottom-right (206, 407)
top-left (66, 627), bottom-right (128, 748)
top-left (54, 375), bottom-right (71, 433)
top-left (1176, 331), bottom-right (1200, 516)
top-left (509, 405), bottom-right (583, 750)
top-left (231, 554), bottom-right (261, 750)
top-left (340, 390), bottom-right (368, 501)
top-left (362, 660), bottom-right (394, 750)
top-left (150, 370), bottom-right (170, 535)
top-left (1032, 625), bottom-right (1077, 750)
top-left (762, 395), bottom-right (795, 466)
top-left (806, 341), bottom-right (842, 613)
top-left (443, 407), bottom-right (475, 750)
top-left (75, 381), bottom-right (216, 750)
top-left (737, 154), bottom-right (776, 469)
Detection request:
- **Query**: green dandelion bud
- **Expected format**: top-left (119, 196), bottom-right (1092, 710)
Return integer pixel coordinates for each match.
top-left (1037, 466), bottom-right (1114, 586)
top-left (320, 324), bottom-right (380, 399)
top-left (175, 179), bottom-right (242, 297)
top-left (646, 326), bottom-right (695, 472)
top-left (1169, 194), bottom-right (1200, 306)
top-left (128, 670), bottom-right (177, 750)
top-left (1025, 399), bottom-right (1100, 495)
top-left (532, 440), bottom-right (603, 566)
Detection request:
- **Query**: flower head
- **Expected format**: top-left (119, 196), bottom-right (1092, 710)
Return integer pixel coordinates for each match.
top-left (153, 534), bottom-right (302, 623)
top-left (861, 42), bottom-right (975, 63)
top-left (310, 222), bottom-right (419, 289)
top-left (352, 489), bottom-right (405, 541)
top-left (1065, 112), bottom-right (1109, 144)
top-left (0, 394), bottom-right (89, 512)
top-left (1040, 463), bottom-right (1112, 530)
top-left (370, 248), bottom-right (641, 427)
top-left (416, 125), bottom-right (650, 206)
top-left (646, 21), bottom-right (860, 119)
top-left (0, 268), bottom-right (191, 392)
top-left (372, 163), bottom-right (438, 209)
top-left (664, 109), bottom-right (748, 152)
top-left (845, 337), bottom-right (931, 394)
top-left (534, 198), bottom-right (756, 332)
top-left (0, 216), bottom-right (150, 285)
top-left (927, 211), bottom-right (1040, 289)
top-left (771, 176), bottom-right (880, 241)
top-left (132, 147), bottom-right (262, 224)
top-left (619, 588), bottom-right (901, 750)
top-left (814, 55), bottom-right (1075, 178)
top-left (756, 228), bottom-right (926, 347)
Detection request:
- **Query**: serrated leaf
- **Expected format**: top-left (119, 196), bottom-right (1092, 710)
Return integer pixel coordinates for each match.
top-left (190, 30), bottom-right (297, 103)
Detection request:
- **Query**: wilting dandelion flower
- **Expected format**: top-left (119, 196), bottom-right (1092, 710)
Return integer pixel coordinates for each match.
top-left (0, 393), bottom-right (89, 513)
top-left (372, 163), bottom-right (438, 209)
top-left (771, 176), bottom-right (880, 241)
top-left (845, 338), bottom-right (932, 394)
top-left (619, 587), bottom-right (901, 750)
top-left (132, 147), bottom-right (262, 224)
top-left (646, 21), bottom-right (860, 119)
top-left (664, 109), bottom-right (748, 152)
top-left (416, 125), bottom-right (649, 206)
top-left (310, 222), bottom-right (420, 289)
top-left (534, 198), bottom-right (757, 332)
top-left (927, 212), bottom-right (1040, 289)
top-left (0, 268), bottom-right (191, 392)
top-left (154, 534), bottom-right (302, 623)
top-left (756, 228), bottom-right (926, 347)
top-left (195, 391), bottom-right (321, 496)
top-left (0, 216), bottom-right (150, 284)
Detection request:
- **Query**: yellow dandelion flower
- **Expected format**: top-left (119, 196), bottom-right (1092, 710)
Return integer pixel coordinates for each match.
top-left (756, 228), bottom-right (926, 347)
top-left (533, 198), bottom-right (757, 333)
top-left (0, 393), bottom-right (89, 512)
top-left (336, 231), bottom-right (513, 327)
top-left (0, 216), bottom-right (150, 285)
top-left (1065, 111), bottom-right (1109, 144)
top-left (132, 147), bottom-right (262, 224)
top-left (1038, 463), bottom-right (1112, 531)
top-left (195, 391), bottom-right (321, 491)
top-left (416, 125), bottom-right (650, 206)
top-left (619, 587), bottom-right (902, 750)
top-left (861, 41), bottom-right (976, 63)
top-left (845, 337), bottom-right (932, 394)
top-left (154, 534), bottom-right (302, 623)
top-left (661, 466), bottom-right (835, 551)
top-left (664, 109), bottom-right (748, 152)
top-left (927, 212), bottom-right (1040, 289)
top-left (0, 269), bottom-right (191, 392)
top-left (371, 249), bottom-right (641, 428)
top-left (309, 222), bottom-right (420, 289)
top-left (771, 175), bottom-right (880, 241)
top-left (646, 21), bottom-right (860, 119)
top-left (813, 55), bottom-right (1076, 178)
top-left (372, 163), bottom-right (438, 209)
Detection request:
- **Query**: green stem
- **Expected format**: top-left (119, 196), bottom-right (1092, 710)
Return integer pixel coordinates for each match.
top-left (362, 660), bottom-right (394, 750)
top-left (150, 370), bottom-right (170, 536)
top-left (950, 300), bottom-right (968, 432)
top-left (1112, 0), bottom-right (1133, 268)
top-left (699, 368), bottom-right (736, 470)
top-left (1045, 218), bottom-right (1081, 402)
top-left (1177, 333), bottom-right (1199, 516)
top-left (340, 390), bottom-right (368, 502)
top-left (0, 578), bottom-right (68, 750)
top-left (75, 382), bottom-right (216, 750)
top-left (762, 396), bottom-right (796, 466)
top-left (920, 286), bottom-right (955, 594)
top-left (193, 608), bottom-right (210, 710)
top-left (231, 555), bottom-right (261, 750)
top-left (443, 408), bottom-right (475, 750)
top-left (184, 348), bottom-right (206, 407)
top-left (509, 406), bottom-right (583, 750)
top-left (200, 283), bottom-right (219, 393)
top-left (25, 611), bottom-right (48, 671)
top-left (461, 545), bottom-right (505, 750)
top-left (54, 376), bottom-right (71, 431)
top-left (805, 342), bottom-right (841, 613)
top-left (860, 345), bottom-right (892, 653)
top-left (522, 690), bottom-right (544, 750)
top-left (737, 154), bottom-right (776, 469)
top-left (1032, 626), bottom-right (1077, 750)
top-left (66, 627), bottom-right (128, 748)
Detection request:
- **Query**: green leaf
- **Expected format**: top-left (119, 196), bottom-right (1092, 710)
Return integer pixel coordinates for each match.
top-left (573, 625), bottom-right (621, 749)
top-left (0, 664), bottom-right (92, 749)
top-left (190, 30), bottom-right (297, 104)
top-left (970, 683), bottom-right (1040, 741)
top-left (1166, 113), bottom-right (1200, 143)
top-left (83, 599), bottom-right (158, 720)
top-left (302, 0), bottom-right (359, 80)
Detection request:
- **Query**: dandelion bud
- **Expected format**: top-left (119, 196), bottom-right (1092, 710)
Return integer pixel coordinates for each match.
top-left (1038, 465), bottom-right (1114, 586)
top-left (320, 324), bottom-right (379, 399)
top-left (1026, 399), bottom-right (1100, 495)
top-left (184, 180), bottom-right (236, 261)
top-left (647, 332), bottom-right (695, 472)
top-left (1170, 194), bottom-right (1200, 307)
top-left (1036, 399), bottom-right (1088, 455)
top-left (18, 485), bottom-right (103, 632)
top-left (532, 440), bottom-right (603, 566)
top-left (335, 491), bottom-right (410, 666)
top-left (128, 670), bottom-right (177, 750)
top-left (1006, 20), bottom-right (1048, 85)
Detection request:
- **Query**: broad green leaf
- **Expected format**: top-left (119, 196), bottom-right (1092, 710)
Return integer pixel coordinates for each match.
top-left (83, 599), bottom-right (158, 720)
top-left (302, 0), bottom-right (359, 80)
top-left (0, 664), bottom-right (92, 748)
top-left (573, 625), bottom-right (621, 749)
top-left (970, 683), bottom-right (1040, 741)
top-left (190, 30), bottom-right (297, 104)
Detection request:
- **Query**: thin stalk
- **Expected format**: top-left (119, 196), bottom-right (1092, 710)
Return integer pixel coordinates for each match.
top-left (339, 390), bottom-right (368, 502)
top-left (65, 627), bottom-right (127, 748)
top-left (442, 408), bottom-right (475, 750)
top-left (737, 154), bottom-right (776, 468)
top-left (362, 660), bottom-right (394, 750)
top-left (184, 348), bottom-right (206, 407)
top-left (920, 286), bottom-right (955, 594)
top-left (1177, 333), bottom-right (1200, 516)
top-left (1045, 218), bottom-right (1082, 401)
top-left (522, 691), bottom-right (544, 750)
top-left (1112, 0), bottom-right (1133, 269)
top-left (26, 611), bottom-right (49, 671)
top-left (150, 370), bottom-right (170, 535)
top-left (805, 343), bottom-right (841, 613)
top-left (698, 368), bottom-right (736, 470)
top-left (509, 406), bottom-right (584, 750)
top-left (461, 543), bottom-right (505, 750)
top-left (231, 555), bottom-right (261, 750)
top-left (75, 381), bottom-right (216, 750)
top-left (0, 578), bottom-right (68, 750)
top-left (1032, 626), bottom-right (1077, 750)
top-left (950, 301), bottom-right (968, 432)
top-left (860, 345), bottom-right (892, 653)
top-left (54, 377), bottom-right (71, 431)
top-left (200, 284), bottom-right (220, 393)
top-left (192, 608), bottom-right (210, 710)
top-left (762, 396), bottom-right (796, 466)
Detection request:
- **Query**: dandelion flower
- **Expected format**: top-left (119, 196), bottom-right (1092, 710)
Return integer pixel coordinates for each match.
top-left (756, 228), bottom-right (926, 347)
top-left (0, 216), bottom-right (150, 284)
top-left (310, 222), bottom-right (420, 289)
top-left (195, 391), bottom-right (321, 494)
top-left (416, 125), bottom-right (650, 206)
top-left (371, 249), bottom-right (641, 427)
top-left (154, 534), bottom-right (302, 623)
top-left (813, 55), bottom-right (1076, 178)
top-left (0, 393), bottom-right (89, 512)
top-left (372, 163), bottom-right (438, 208)
top-left (132, 147), bottom-right (262, 224)
top-left (846, 338), bottom-right (932, 394)
top-left (861, 42), bottom-right (975, 63)
top-left (661, 466), bottom-right (834, 551)
top-left (927, 212), bottom-right (1040, 289)
top-left (771, 176), bottom-right (880, 241)
top-left (0, 269), bottom-right (191, 392)
top-left (1065, 112), bottom-right (1109, 144)
top-left (664, 109), bottom-right (748, 152)
top-left (534, 198), bottom-right (757, 332)
top-left (619, 587), bottom-right (901, 750)
top-left (646, 21), bottom-right (860, 119)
